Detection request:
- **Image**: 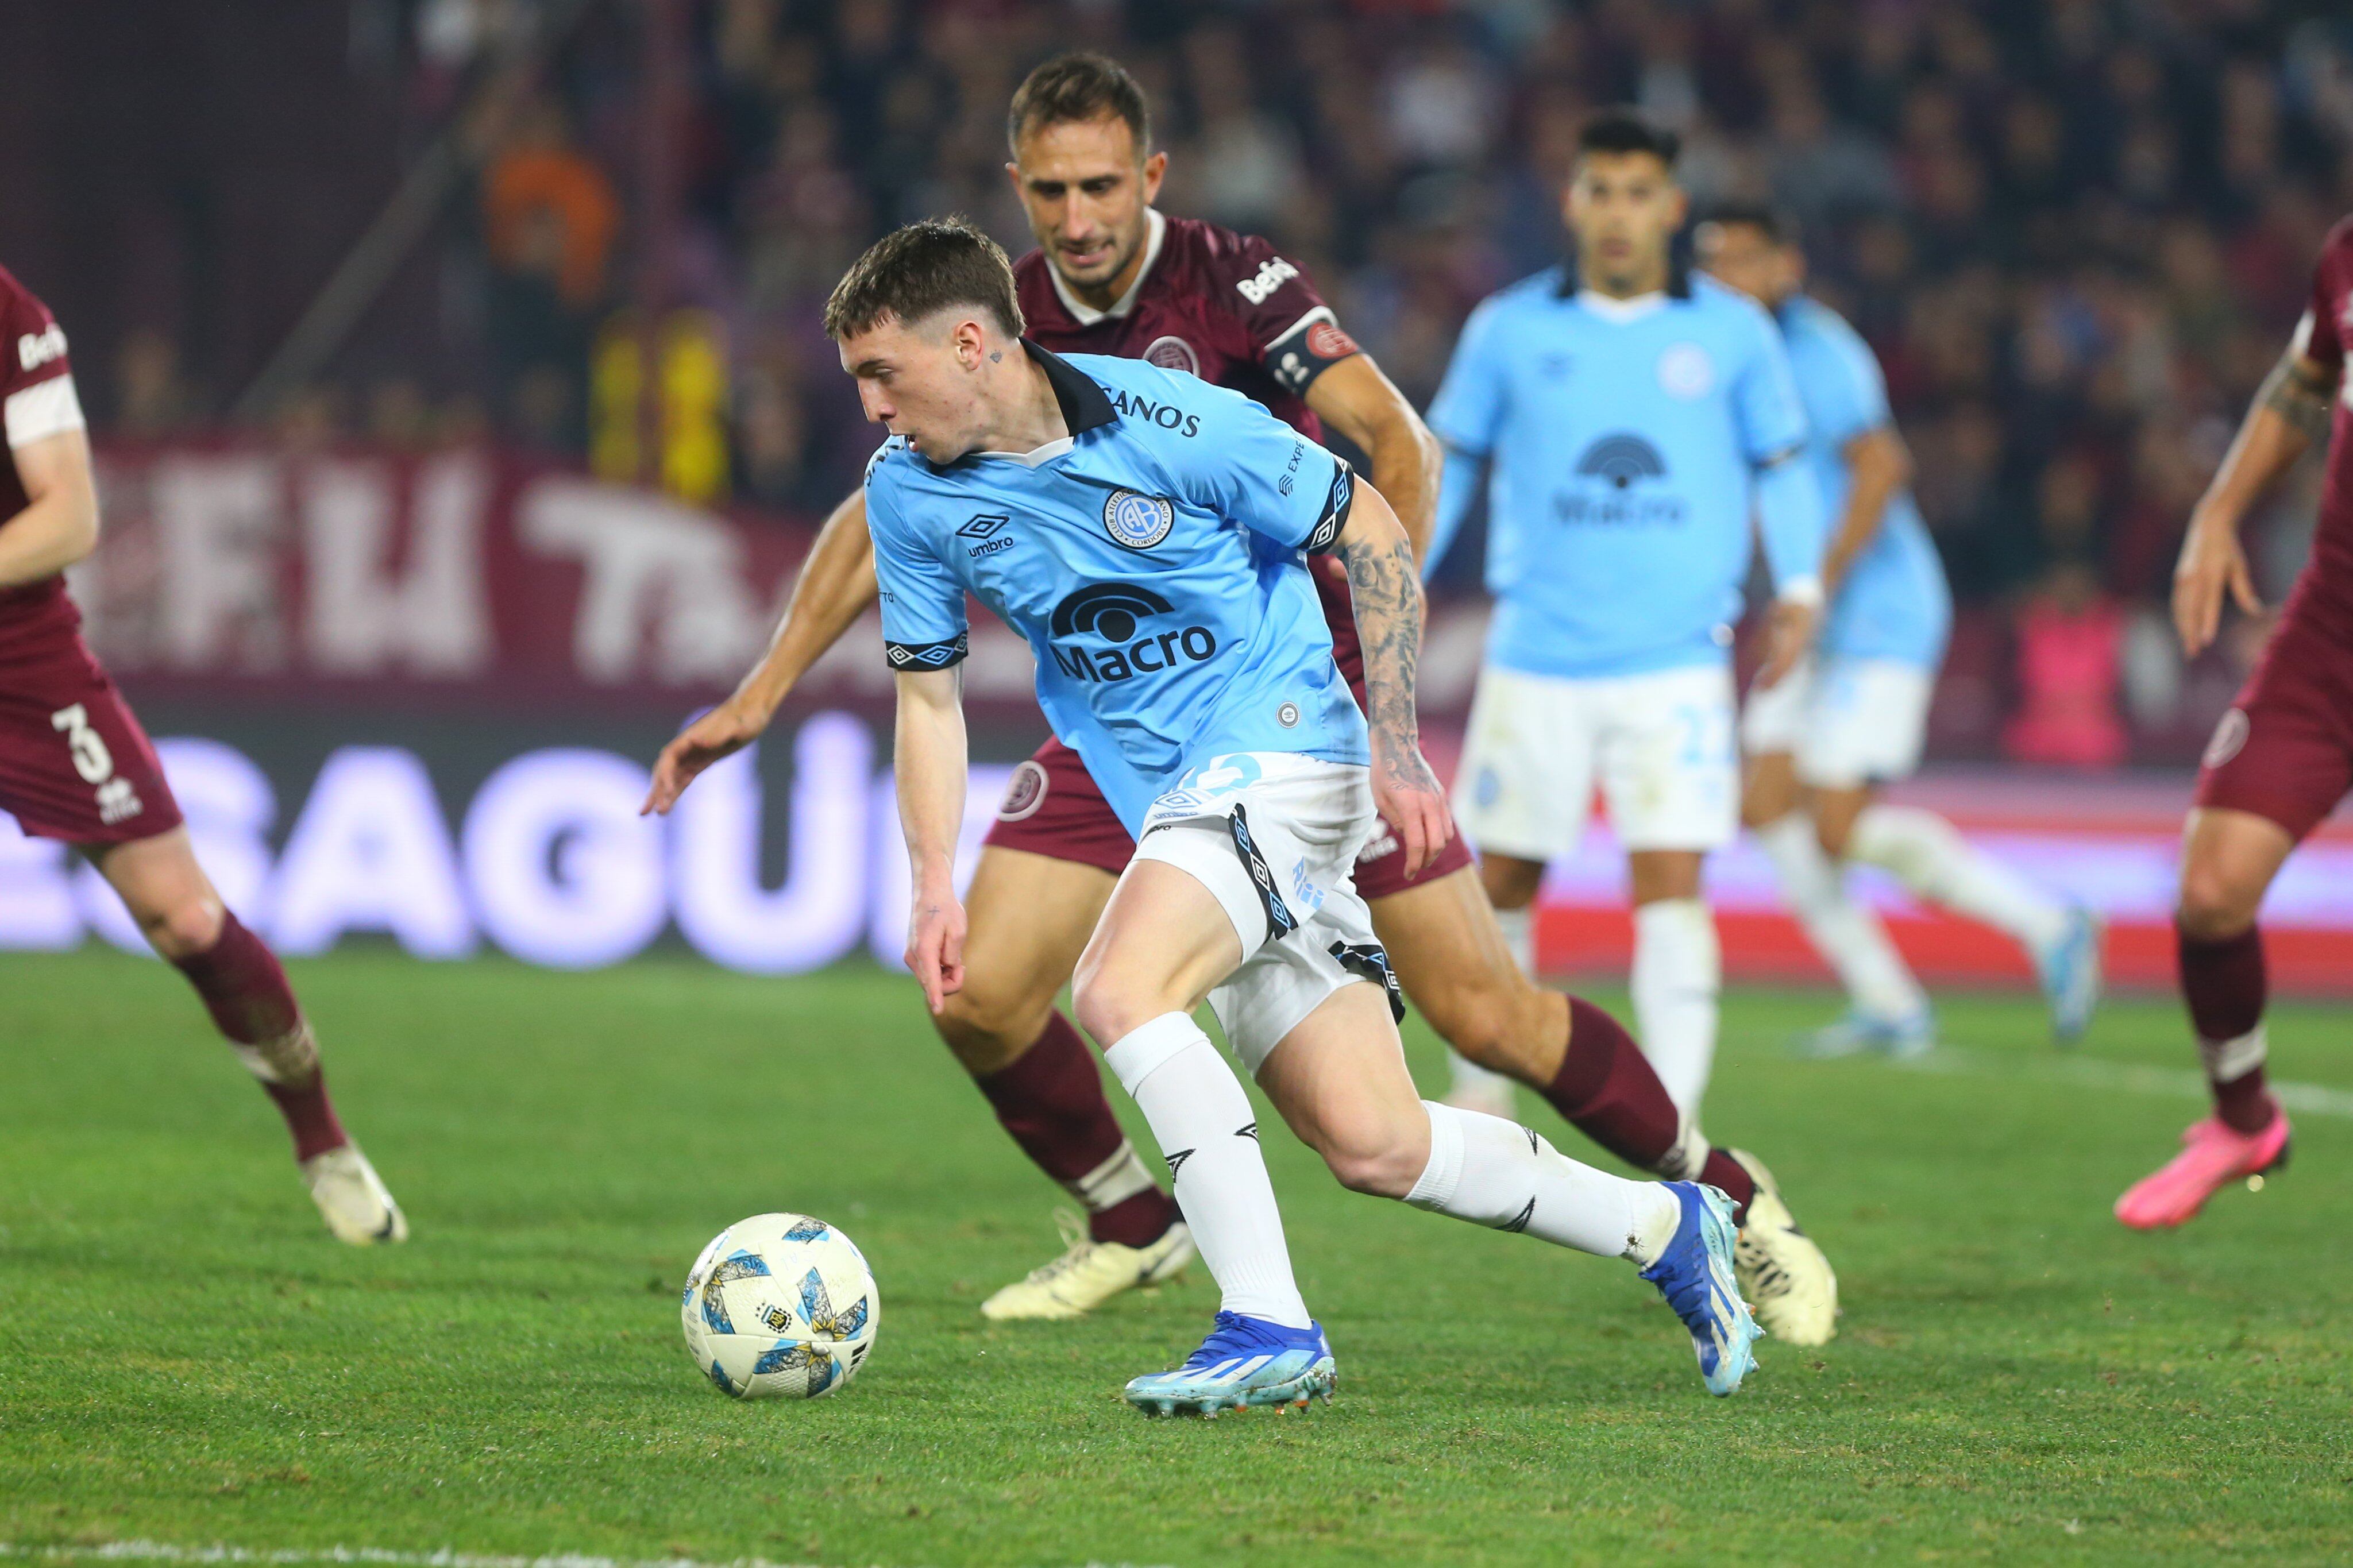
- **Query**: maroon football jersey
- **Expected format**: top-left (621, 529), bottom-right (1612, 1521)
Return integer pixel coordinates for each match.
top-left (2292, 216), bottom-right (2353, 627)
top-left (1015, 213), bottom-right (1373, 686)
top-left (0, 264), bottom-right (82, 625)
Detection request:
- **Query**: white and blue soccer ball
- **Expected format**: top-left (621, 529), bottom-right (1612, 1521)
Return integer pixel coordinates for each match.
top-left (681, 1212), bottom-right (880, 1400)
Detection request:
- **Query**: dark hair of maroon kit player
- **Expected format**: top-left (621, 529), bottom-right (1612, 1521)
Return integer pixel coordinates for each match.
top-left (1006, 51), bottom-right (1151, 157)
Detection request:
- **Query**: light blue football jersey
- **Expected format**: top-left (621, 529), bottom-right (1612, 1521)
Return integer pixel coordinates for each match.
top-left (866, 343), bottom-right (1365, 835)
top-left (1426, 267), bottom-right (1826, 678)
top-left (1777, 294), bottom-right (1951, 669)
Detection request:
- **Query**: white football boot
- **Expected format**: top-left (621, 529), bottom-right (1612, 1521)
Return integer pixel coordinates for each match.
top-left (1728, 1149), bottom-right (1837, 1346)
top-left (981, 1210), bottom-right (1193, 1321)
top-left (301, 1144), bottom-right (409, 1245)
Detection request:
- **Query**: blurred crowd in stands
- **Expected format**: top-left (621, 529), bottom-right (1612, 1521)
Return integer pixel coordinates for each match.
top-left (61, 2), bottom-right (2353, 764)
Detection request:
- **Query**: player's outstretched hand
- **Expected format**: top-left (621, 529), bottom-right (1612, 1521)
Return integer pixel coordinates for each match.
top-left (642, 698), bottom-right (768, 816)
top-left (1754, 596), bottom-right (1819, 689)
top-left (905, 880), bottom-right (967, 1014)
top-left (1374, 739), bottom-right (1456, 879)
top-left (2173, 510), bottom-right (2262, 659)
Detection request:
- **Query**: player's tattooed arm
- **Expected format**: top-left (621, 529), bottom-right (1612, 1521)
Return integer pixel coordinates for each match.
top-left (2258, 345), bottom-right (2339, 444)
top-left (2174, 334), bottom-right (2337, 656)
top-left (1333, 481), bottom-right (1456, 875)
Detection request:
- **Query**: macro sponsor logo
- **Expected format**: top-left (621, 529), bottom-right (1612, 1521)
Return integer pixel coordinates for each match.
top-left (1556, 433), bottom-right (1683, 526)
top-left (17, 322), bottom-right (65, 372)
top-left (1046, 582), bottom-right (1218, 683)
top-left (1104, 387), bottom-right (1202, 437)
top-left (1236, 255), bottom-right (1301, 306)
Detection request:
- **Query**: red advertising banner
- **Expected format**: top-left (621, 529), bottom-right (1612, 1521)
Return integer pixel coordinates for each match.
top-left (71, 441), bottom-right (1497, 715)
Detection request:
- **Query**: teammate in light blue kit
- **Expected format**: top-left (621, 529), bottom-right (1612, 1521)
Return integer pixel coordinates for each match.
top-left (831, 217), bottom-right (1761, 1414)
top-left (1700, 207), bottom-right (2102, 1056)
top-left (1425, 111), bottom-right (1828, 1121)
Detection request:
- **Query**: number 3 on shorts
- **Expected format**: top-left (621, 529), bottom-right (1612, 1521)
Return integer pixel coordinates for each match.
top-left (50, 702), bottom-right (116, 785)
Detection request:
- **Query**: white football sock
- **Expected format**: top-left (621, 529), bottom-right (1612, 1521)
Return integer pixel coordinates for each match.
top-left (1849, 804), bottom-right (2068, 953)
top-left (1754, 812), bottom-right (1928, 1022)
top-left (1444, 905), bottom-right (1534, 1100)
top-left (1406, 1101), bottom-right (1680, 1264)
top-left (1631, 898), bottom-right (1719, 1115)
top-left (1101, 1012), bottom-right (1311, 1329)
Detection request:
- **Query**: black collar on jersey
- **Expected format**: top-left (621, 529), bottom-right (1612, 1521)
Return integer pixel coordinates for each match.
top-left (1554, 254), bottom-right (1694, 300)
top-left (1023, 339), bottom-right (1116, 435)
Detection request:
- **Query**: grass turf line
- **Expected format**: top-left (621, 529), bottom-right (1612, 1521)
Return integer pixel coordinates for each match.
top-left (2, 949), bottom-right (2348, 1566)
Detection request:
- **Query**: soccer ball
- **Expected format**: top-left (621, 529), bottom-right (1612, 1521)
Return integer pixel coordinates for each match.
top-left (680, 1212), bottom-right (880, 1400)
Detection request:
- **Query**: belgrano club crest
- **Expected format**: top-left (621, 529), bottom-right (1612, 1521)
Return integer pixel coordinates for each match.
top-left (1102, 489), bottom-right (1175, 550)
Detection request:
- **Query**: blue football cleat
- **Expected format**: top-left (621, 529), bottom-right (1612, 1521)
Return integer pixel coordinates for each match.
top-left (1123, 1311), bottom-right (1337, 1418)
top-left (1640, 1181), bottom-right (1762, 1396)
top-left (2036, 905), bottom-right (2105, 1045)
top-left (1790, 1007), bottom-right (1935, 1060)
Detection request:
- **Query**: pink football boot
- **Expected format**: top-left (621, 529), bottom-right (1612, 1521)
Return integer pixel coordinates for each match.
top-left (2115, 1102), bottom-right (2290, 1230)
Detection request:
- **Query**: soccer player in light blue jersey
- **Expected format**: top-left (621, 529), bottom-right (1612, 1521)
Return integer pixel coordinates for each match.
top-left (1425, 111), bottom-right (1828, 1122)
top-left (827, 217), bottom-right (1761, 1411)
top-left (1699, 207), bottom-right (2103, 1056)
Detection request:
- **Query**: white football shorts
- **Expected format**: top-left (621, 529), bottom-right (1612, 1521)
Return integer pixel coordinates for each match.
top-left (1455, 661), bottom-right (1738, 857)
top-left (1128, 751), bottom-right (1401, 1076)
top-left (1741, 655), bottom-right (1935, 789)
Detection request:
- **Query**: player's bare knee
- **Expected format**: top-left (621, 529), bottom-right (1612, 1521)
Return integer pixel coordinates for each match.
top-left (1320, 1137), bottom-right (1422, 1200)
top-left (2176, 868), bottom-right (2259, 941)
top-left (1070, 970), bottom-right (1162, 1053)
top-left (932, 983), bottom-right (1047, 1075)
top-left (140, 893), bottom-right (225, 961)
top-left (1815, 814), bottom-right (1854, 859)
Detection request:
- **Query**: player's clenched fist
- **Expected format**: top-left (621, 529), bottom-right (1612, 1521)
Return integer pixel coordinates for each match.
top-left (642, 698), bottom-right (769, 816)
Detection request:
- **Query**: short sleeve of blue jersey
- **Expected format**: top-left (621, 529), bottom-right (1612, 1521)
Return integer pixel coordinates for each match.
top-left (865, 443), bottom-right (970, 671)
top-left (1425, 295), bottom-right (1508, 458)
top-left (1166, 381), bottom-right (1356, 553)
top-left (1802, 312), bottom-right (1894, 449)
top-left (1734, 310), bottom-right (1811, 466)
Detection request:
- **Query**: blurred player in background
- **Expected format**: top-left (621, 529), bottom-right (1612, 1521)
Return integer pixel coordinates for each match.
top-left (1698, 207), bottom-right (2104, 1058)
top-left (648, 59), bottom-right (1835, 1344)
top-left (2116, 215), bottom-right (2353, 1229)
top-left (1425, 113), bottom-right (1823, 1119)
top-left (0, 264), bottom-right (404, 1245)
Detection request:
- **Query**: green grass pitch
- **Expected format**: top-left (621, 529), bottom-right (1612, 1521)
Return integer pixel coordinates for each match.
top-left (2, 949), bottom-right (2348, 1566)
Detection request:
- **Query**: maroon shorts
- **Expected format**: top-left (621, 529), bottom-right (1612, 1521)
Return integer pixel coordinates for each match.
top-left (980, 735), bottom-right (1476, 897)
top-left (2193, 601), bottom-right (2353, 842)
top-left (0, 609), bottom-right (183, 844)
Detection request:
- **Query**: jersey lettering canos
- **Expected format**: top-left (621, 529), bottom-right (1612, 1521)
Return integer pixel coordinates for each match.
top-left (867, 345), bottom-right (1364, 833)
top-left (1426, 267), bottom-right (1822, 678)
top-left (1777, 294), bottom-right (1950, 669)
top-left (2289, 214), bottom-right (2353, 628)
top-left (0, 264), bottom-right (90, 625)
top-left (1015, 210), bottom-right (1370, 684)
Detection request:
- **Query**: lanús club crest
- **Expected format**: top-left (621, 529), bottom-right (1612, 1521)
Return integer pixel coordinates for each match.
top-left (1102, 489), bottom-right (1175, 550)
